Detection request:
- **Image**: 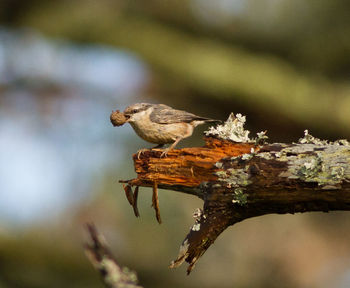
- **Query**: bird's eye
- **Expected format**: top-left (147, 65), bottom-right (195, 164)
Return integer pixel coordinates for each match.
top-left (132, 109), bottom-right (138, 113)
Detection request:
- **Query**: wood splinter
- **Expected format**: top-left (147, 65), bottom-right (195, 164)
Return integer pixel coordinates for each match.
top-left (121, 180), bottom-right (160, 221)
top-left (133, 186), bottom-right (140, 217)
top-left (152, 181), bottom-right (162, 224)
top-left (122, 184), bottom-right (140, 218)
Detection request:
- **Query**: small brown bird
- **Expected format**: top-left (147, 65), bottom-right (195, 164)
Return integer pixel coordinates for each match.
top-left (123, 103), bottom-right (219, 157)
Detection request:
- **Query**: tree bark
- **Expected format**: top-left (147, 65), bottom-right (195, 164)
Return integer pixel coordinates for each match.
top-left (120, 128), bottom-right (350, 274)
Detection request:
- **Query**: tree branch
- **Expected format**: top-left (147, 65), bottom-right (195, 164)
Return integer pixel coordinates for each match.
top-left (84, 223), bottom-right (142, 288)
top-left (120, 115), bottom-right (350, 274)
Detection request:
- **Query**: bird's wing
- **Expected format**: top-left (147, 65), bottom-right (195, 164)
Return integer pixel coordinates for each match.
top-left (150, 105), bottom-right (214, 124)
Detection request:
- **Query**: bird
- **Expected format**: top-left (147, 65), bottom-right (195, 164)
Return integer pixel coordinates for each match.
top-left (123, 103), bottom-right (219, 157)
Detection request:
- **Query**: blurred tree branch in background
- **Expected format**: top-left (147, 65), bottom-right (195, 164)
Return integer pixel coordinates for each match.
top-left (85, 223), bottom-right (142, 288)
top-left (129, 0), bottom-right (350, 77)
top-left (3, 0), bottom-right (350, 76)
top-left (1, 0), bottom-right (350, 139)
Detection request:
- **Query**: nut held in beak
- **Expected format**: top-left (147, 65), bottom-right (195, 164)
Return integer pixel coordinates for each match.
top-left (110, 110), bottom-right (127, 127)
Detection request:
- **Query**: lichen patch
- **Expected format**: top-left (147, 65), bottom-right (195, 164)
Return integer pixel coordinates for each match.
top-left (277, 143), bottom-right (350, 187)
top-left (215, 168), bottom-right (252, 188)
top-left (232, 188), bottom-right (248, 205)
top-left (192, 223), bottom-right (201, 231)
top-left (298, 129), bottom-right (328, 145)
top-left (205, 113), bottom-right (268, 144)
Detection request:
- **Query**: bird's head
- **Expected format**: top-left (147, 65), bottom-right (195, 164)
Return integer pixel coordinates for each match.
top-left (123, 103), bottom-right (153, 122)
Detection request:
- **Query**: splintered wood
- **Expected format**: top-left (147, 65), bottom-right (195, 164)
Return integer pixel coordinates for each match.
top-left (122, 184), bottom-right (140, 218)
top-left (152, 181), bottom-right (161, 224)
top-left (130, 137), bottom-right (257, 190)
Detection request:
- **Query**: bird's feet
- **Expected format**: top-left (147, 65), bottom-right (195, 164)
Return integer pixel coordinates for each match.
top-left (137, 144), bottom-right (165, 159)
top-left (137, 148), bottom-right (149, 160)
top-left (160, 147), bottom-right (171, 158)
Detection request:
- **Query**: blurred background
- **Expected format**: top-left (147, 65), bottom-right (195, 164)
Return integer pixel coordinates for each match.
top-left (0, 0), bottom-right (350, 287)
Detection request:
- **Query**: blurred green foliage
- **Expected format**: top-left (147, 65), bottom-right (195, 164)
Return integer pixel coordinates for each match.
top-left (3, 0), bottom-right (348, 140)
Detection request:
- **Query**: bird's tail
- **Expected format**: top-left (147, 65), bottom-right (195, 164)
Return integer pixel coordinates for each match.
top-left (202, 118), bottom-right (222, 123)
top-left (191, 116), bottom-right (221, 125)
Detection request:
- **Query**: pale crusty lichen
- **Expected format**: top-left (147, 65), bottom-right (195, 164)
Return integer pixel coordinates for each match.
top-left (255, 130), bottom-right (350, 188)
top-left (298, 130), bottom-right (350, 146)
top-left (209, 114), bottom-right (266, 168)
top-left (215, 162), bottom-right (223, 169)
top-left (256, 152), bottom-right (275, 160)
top-left (215, 168), bottom-right (252, 188)
top-left (193, 208), bottom-right (204, 220)
top-left (298, 129), bottom-right (328, 145)
top-left (205, 113), bottom-right (250, 142)
top-left (255, 130), bottom-right (269, 145)
top-left (205, 113), bottom-right (268, 144)
top-left (334, 139), bottom-right (350, 146)
top-left (191, 208), bottom-right (205, 231)
top-left (192, 223), bottom-right (201, 231)
top-left (215, 167), bottom-right (251, 205)
top-left (241, 153), bottom-right (254, 161)
top-left (277, 143), bottom-right (350, 188)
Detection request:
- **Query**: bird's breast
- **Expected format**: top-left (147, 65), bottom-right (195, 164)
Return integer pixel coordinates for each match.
top-left (129, 120), bottom-right (192, 144)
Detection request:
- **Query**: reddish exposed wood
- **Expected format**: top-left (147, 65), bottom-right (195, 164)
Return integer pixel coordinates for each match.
top-left (132, 137), bottom-right (257, 189)
top-left (132, 186), bottom-right (140, 217)
top-left (152, 181), bottom-right (161, 224)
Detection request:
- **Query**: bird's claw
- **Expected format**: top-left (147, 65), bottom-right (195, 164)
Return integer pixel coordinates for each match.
top-left (160, 148), bottom-right (170, 158)
top-left (137, 146), bottom-right (171, 159)
top-left (137, 148), bottom-right (149, 160)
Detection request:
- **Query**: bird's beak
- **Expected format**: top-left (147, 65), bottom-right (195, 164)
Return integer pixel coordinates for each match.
top-left (124, 114), bottom-right (131, 122)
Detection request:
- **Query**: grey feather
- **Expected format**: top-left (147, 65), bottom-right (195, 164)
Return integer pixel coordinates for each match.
top-left (150, 104), bottom-right (218, 124)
